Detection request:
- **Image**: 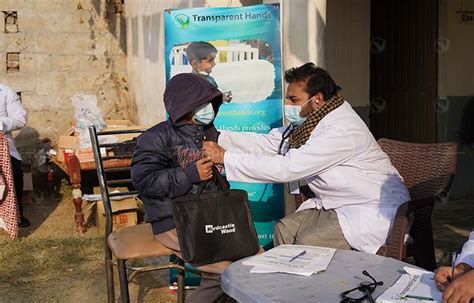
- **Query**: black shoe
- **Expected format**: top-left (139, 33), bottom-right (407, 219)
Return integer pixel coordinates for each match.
top-left (18, 217), bottom-right (31, 228)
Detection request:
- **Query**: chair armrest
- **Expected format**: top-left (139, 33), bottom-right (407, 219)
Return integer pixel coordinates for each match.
top-left (406, 196), bottom-right (435, 213)
top-left (383, 196), bottom-right (435, 260)
top-left (383, 202), bottom-right (409, 259)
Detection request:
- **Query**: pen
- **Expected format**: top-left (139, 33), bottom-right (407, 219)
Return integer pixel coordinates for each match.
top-left (451, 251), bottom-right (457, 282)
top-left (289, 250), bottom-right (306, 262)
top-left (404, 295), bottom-right (435, 301)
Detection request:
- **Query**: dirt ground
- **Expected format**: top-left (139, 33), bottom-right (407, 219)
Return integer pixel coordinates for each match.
top-left (0, 182), bottom-right (177, 303)
top-left (0, 181), bottom-right (473, 303)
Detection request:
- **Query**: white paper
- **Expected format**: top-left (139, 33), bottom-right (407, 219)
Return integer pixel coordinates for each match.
top-left (243, 245), bottom-right (336, 276)
top-left (376, 267), bottom-right (442, 302)
top-left (288, 181), bottom-right (300, 195)
top-left (82, 190), bottom-right (137, 202)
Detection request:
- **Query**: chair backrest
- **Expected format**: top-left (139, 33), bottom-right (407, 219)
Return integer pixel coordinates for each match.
top-left (377, 139), bottom-right (457, 268)
top-left (89, 126), bottom-right (145, 238)
top-left (377, 138), bottom-right (457, 201)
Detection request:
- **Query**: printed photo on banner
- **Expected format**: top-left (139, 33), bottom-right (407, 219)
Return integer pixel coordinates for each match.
top-left (169, 39), bottom-right (275, 103)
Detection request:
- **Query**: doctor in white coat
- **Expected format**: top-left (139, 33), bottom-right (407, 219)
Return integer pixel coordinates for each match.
top-left (204, 63), bottom-right (410, 254)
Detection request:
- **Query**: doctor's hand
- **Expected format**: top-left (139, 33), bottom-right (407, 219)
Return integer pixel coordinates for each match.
top-left (435, 263), bottom-right (472, 291)
top-left (441, 269), bottom-right (474, 303)
top-left (203, 141), bottom-right (225, 164)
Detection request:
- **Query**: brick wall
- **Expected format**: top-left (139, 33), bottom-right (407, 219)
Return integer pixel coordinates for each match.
top-left (0, 0), bottom-right (129, 165)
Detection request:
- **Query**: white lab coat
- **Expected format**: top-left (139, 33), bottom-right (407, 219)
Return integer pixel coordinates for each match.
top-left (0, 84), bottom-right (27, 161)
top-left (219, 101), bottom-right (410, 253)
top-left (456, 232), bottom-right (474, 267)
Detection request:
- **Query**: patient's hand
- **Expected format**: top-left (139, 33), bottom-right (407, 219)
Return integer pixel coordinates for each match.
top-left (196, 157), bottom-right (213, 181)
top-left (203, 141), bottom-right (225, 164)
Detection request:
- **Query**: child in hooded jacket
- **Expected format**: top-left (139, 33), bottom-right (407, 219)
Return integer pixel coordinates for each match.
top-left (131, 73), bottom-right (235, 303)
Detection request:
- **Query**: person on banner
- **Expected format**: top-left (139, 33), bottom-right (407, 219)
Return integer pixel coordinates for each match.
top-left (203, 63), bottom-right (410, 254)
top-left (186, 41), bottom-right (232, 102)
top-left (0, 83), bottom-right (29, 228)
top-left (435, 231), bottom-right (474, 303)
top-left (131, 73), bottom-right (236, 303)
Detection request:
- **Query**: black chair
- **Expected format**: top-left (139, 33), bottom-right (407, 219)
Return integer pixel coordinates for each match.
top-left (89, 126), bottom-right (187, 303)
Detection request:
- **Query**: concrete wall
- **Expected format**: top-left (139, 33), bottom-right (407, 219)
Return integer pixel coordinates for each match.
top-left (278, 0), bottom-right (327, 70)
top-left (438, 0), bottom-right (474, 98)
top-left (438, 0), bottom-right (474, 198)
top-left (0, 0), bottom-right (128, 165)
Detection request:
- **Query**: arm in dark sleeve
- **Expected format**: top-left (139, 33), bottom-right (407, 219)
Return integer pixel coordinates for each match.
top-left (131, 133), bottom-right (193, 199)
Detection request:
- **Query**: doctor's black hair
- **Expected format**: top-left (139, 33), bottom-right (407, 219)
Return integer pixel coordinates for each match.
top-left (284, 63), bottom-right (341, 100)
top-left (186, 41), bottom-right (218, 63)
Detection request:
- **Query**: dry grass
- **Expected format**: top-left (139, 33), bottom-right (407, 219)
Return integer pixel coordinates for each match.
top-left (0, 237), bottom-right (104, 302)
top-left (0, 183), bottom-right (177, 303)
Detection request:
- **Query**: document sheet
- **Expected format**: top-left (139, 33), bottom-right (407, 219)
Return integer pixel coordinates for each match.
top-left (242, 245), bottom-right (336, 276)
top-left (376, 267), bottom-right (442, 302)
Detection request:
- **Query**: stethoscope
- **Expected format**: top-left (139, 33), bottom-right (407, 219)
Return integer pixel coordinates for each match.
top-left (277, 125), bottom-right (296, 155)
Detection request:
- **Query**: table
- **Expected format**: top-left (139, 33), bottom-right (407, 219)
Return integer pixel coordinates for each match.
top-left (221, 250), bottom-right (418, 302)
top-left (52, 155), bottom-right (131, 233)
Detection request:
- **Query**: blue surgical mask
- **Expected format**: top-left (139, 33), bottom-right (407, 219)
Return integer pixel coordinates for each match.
top-left (284, 97), bottom-right (313, 127)
top-left (193, 102), bottom-right (215, 125)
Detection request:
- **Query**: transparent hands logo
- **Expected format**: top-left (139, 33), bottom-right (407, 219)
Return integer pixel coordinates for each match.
top-left (174, 14), bottom-right (190, 29)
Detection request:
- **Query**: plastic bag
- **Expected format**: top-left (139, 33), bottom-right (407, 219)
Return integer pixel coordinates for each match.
top-left (71, 93), bottom-right (106, 130)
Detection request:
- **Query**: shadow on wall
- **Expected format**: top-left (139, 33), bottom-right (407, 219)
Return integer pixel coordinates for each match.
top-left (130, 0), bottom-right (207, 61)
top-left (288, 1), bottom-right (326, 66)
top-left (11, 127), bottom-right (65, 238)
top-left (14, 127), bottom-right (42, 168)
top-left (91, 0), bottom-right (127, 54)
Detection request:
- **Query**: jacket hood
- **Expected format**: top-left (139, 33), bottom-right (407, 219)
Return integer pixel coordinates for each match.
top-left (164, 73), bottom-right (223, 125)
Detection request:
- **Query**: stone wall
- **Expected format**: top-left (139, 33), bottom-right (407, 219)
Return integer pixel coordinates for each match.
top-left (0, 0), bottom-right (129, 166)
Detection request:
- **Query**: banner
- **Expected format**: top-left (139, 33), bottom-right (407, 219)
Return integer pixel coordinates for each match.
top-left (164, 3), bottom-right (284, 286)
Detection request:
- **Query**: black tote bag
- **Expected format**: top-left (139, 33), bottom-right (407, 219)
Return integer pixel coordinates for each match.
top-left (172, 167), bottom-right (260, 266)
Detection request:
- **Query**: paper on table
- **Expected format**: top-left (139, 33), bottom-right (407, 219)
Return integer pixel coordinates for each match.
top-left (376, 267), bottom-right (442, 302)
top-left (242, 245), bottom-right (336, 276)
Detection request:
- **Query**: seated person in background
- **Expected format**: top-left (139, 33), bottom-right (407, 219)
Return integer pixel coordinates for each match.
top-left (435, 231), bottom-right (474, 303)
top-left (204, 63), bottom-right (410, 254)
top-left (131, 73), bottom-right (234, 303)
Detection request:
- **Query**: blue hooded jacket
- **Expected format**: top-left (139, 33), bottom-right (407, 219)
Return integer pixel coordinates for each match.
top-left (131, 73), bottom-right (223, 234)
